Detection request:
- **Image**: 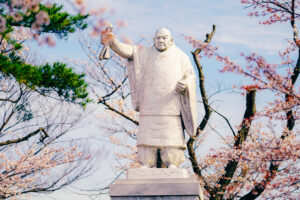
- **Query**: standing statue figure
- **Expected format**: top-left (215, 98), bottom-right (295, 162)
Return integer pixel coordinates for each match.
top-left (101, 27), bottom-right (197, 168)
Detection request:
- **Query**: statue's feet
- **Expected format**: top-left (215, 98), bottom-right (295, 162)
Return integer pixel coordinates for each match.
top-left (140, 165), bottom-right (149, 168)
top-left (168, 164), bottom-right (177, 168)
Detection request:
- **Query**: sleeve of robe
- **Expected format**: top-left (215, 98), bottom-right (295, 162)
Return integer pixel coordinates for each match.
top-left (180, 54), bottom-right (198, 137)
top-left (127, 46), bottom-right (146, 112)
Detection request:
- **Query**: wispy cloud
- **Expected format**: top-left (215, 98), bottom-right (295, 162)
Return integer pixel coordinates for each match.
top-left (211, 16), bottom-right (289, 54)
top-left (86, 0), bottom-right (289, 55)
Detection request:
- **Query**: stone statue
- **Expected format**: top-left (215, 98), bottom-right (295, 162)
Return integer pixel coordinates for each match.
top-left (100, 27), bottom-right (197, 168)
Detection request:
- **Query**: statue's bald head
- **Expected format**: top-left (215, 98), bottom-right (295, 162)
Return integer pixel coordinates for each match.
top-left (155, 28), bottom-right (172, 38)
top-left (153, 28), bottom-right (173, 52)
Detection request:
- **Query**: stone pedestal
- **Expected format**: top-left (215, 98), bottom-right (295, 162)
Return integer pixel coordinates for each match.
top-left (109, 168), bottom-right (204, 200)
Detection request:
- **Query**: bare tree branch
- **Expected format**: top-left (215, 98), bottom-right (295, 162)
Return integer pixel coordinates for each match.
top-left (209, 105), bottom-right (236, 137)
top-left (0, 128), bottom-right (48, 146)
top-left (187, 24), bottom-right (216, 196)
top-left (98, 99), bottom-right (139, 126)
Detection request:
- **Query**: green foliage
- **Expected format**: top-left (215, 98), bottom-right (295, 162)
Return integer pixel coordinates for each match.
top-left (4, 4), bottom-right (88, 39)
top-left (16, 103), bottom-right (33, 122)
top-left (39, 4), bottom-right (88, 38)
top-left (0, 54), bottom-right (90, 107)
top-left (0, 1), bottom-right (91, 107)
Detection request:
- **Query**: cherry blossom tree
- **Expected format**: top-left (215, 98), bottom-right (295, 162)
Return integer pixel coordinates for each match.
top-left (184, 0), bottom-right (300, 199)
top-left (0, 0), bottom-right (107, 199)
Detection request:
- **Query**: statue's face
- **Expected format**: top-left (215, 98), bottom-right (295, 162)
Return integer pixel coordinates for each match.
top-left (153, 29), bottom-right (173, 51)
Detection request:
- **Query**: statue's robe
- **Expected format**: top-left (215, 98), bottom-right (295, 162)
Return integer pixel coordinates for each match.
top-left (127, 44), bottom-right (197, 149)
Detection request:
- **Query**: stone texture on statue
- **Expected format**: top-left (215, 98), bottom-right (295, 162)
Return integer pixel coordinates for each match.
top-left (112, 197), bottom-right (199, 200)
top-left (110, 168), bottom-right (204, 200)
top-left (102, 28), bottom-right (198, 168)
top-left (110, 178), bottom-right (201, 196)
top-left (126, 168), bottom-right (190, 179)
top-left (103, 27), bottom-right (202, 199)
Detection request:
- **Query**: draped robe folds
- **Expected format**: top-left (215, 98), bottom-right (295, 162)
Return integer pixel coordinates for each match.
top-left (127, 44), bottom-right (197, 149)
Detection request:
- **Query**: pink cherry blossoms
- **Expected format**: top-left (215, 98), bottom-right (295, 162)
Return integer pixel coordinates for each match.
top-left (241, 0), bottom-right (300, 25)
top-left (0, 147), bottom-right (83, 199)
top-left (182, 1), bottom-right (300, 199)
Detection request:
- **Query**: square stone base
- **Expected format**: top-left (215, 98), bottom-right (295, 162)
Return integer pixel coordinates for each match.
top-left (111, 196), bottom-right (199, 200)
top-left (126, 168), bottom-right (190, 179)
top-left (110, 168), bottom-right (203, 200)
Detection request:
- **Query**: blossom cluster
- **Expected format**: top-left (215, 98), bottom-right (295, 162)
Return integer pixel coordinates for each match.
top-left (0, 0), bottom-right (50, 33)
top-left (186, 34), bottom-right (300, 120)
top-left (199, 124), bottom-right (299, 199)
top-left (0, 147), bottom-right (82, 199)
top-left (241, 0), bottom-right (300, 25)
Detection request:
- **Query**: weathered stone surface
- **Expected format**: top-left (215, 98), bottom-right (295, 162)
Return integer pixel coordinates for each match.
top-left (111, 196), bottom-right (199, 200)
top-left (126, 168), bottom-right (190, 179)
top-left (110, 178), bottom-right (203, 200)
top-left (102, 27), bottom-right (198, 168)
top-left (110, 168), bottom-right (204, 200)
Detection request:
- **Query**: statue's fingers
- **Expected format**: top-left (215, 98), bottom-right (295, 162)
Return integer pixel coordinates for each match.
top-left (175, 86), bottom-right (181, 93)
top-left (179, 82), bottom-right (187, 88)
top-left (177, 83), bottom-right (184, 88)
top-left (179, 84), bottom-right (185, 89)
top-left (176, 86), bottom-right (184, 93)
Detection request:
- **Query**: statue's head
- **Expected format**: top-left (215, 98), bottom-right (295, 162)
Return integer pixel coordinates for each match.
top-left (153, 28), bottom-right (173, 51)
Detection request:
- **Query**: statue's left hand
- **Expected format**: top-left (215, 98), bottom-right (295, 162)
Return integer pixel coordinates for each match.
top-left (175, 80), bottom-right (186, 93)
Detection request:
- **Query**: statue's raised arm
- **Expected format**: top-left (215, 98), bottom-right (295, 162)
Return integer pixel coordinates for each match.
top-left (100, 27), bottom-right (133, 60)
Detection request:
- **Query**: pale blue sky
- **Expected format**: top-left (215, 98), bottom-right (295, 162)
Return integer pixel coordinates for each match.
top-left (31, 1), bottom-right (293, 199)
top-left (41, 0), bottom-right (290, 61)
top-left (38, 0), bottom-right (291, 91)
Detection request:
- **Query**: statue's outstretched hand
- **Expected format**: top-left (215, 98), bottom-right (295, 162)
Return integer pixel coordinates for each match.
top-left (175, 80), bottom-right (187, 93)
top-left (99, 25), bottom-right (114, 60)
top-left (101, 25), bottom-right (115, 45)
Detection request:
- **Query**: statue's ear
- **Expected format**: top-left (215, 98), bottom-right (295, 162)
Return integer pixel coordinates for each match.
top-left (170, 38), bottom-right (174, 45)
